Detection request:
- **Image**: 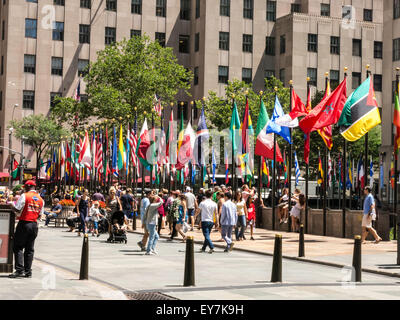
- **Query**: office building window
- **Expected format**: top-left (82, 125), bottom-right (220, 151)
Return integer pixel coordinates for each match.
top-left (0, 91), bottom-right (2, 111)
top-left (50, 92), bottom-right (62, 108)
top-left (80, 0), bottom-right (91, 8)
top-left (24, 54), bottom-right (36, 74)
top-left (106, 0), bottom-right (116, 11)
top-left (279, 68), bottom-right (285, 85)
top-left (395, 0), bottom-right (400, 19)
top-left (265, 36), bottom-right (275, 56)
top-left (195, 33), bottom-right (199, 52)
top-left (180, 0), bottom-right (190, 20)
top-left (266, 0), bottom-right (276, 21)
top-left (352, 72), bottom-right (361, 89)
top-left (25, 19), bottom-right (37, 38)
top-left (156, 0), bottom-right (166, 17)
top-left (131, 29), bottom-right (141, 38)
top-left (2, 20), bottom-right (4, 40)
top-left (352, 39), bottom-right (362, 57)
top-left (1, 56), bottom-right (3, 75)
top-left (220, 0), bottom-right (230, 16)
top-left (78, 59), bottom-right (89, 77)
top-left (194, 67), bottom-right (199, 85)
top-left (243, 0), bottom-right (253, 19)
top-left (105, 27), bottom-right (116, 45)
top-left (196, 0), bottom-right (200, 18)
top-left (80, 94), bottom-right (88, 103)
top-left (308, 34), bottom-right (318, 52)
top-left (27, 0), bottom-right (38, 2)
top-left (307, 68), bottom-right (317, 86)
top-left (373, 74), bottom-right (382, 92)
top-left (291, 3), bottom-right (301, 13)
top-left (242, 68), bottom-right (252, 84)
top-left (330, 36), bottom-right (340, 55)
top-left (51, 57), bottom-right (63, 76)
top-left (179, 35), bottom-right (190, 53)
top-left (374, 41), bottom-right (382, 59)
top-left (219, 32), bottom-right (229, 51)
top-left (321, 3), bottom-right (330, 16)
top-left (363, 9), bottom-right (372, 21)
top-left (54, 0), bottom-right (64, 5)
top-left (131, 0), bottom-right (141, 14)
top-left (218, 66), bottom-right (229, 84)
top-left (330, 70), bottom-right (339, 89)
top-left (280, 35), bottom-right (285, 54)
top-left (79, 24), bottom-right (90, 44)
top-left (155, 32), bottom-right (165, 47)
top-left (52, 22), bottom-right (64, 41)
top-left (264, 70), bottom-right (275, 79)
top-left (394, 38), bottom-right (400, 61)
top-left (23, 90), bottom-right (35, 109)
top-left (243, 34), bottom-right (252, 53)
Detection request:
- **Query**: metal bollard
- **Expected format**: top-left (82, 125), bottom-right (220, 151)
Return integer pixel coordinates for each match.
top-left (79, 234), bottom-right (89, 280)
top-left (352, 235), bottom-right (362, 282)
top-left (183, 236), bottom-right (195, 287)
top-left (132, 213), bottom-right (137, 231)
top-left (270, 234), bottom-right (282, 283)
top-left (299, 224), bottom-right (305, 257)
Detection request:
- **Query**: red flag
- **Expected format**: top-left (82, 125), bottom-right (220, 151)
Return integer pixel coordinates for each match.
top-left (299, 78), bottom-right (347, 134)
top-left (304, 88), bottom-right (312, 164)
top-left (289, 89), bottom-right (307, 119)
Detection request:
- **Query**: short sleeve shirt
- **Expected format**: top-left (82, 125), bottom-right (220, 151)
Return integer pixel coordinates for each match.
top-left (363, 194), bottom-right (374, 215)
top-left (199, 199), bottom-right (218, 222)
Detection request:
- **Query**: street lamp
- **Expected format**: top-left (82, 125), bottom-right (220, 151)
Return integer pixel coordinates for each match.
top-left (9, 103), bottom-right (19, 188)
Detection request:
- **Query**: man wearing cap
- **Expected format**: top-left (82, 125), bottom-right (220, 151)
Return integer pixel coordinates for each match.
top-left (184, 187), bottom-right (197, 231)
top-left (9, 180), bottom-right (44, 278)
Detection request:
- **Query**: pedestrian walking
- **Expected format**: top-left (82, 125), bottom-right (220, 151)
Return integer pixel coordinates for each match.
top-left (278, 188), bottom-right (289, 224)
top-left (290, 190), bottom-right (305, 232)
top-left (234, 191), bottom-right (248, 241)
top-left (184, 187), bottom-right (197, 231)
top-left (120, 188), bottom-right (134, 220)
top-left (143, 195), bottom-right (163, 255)
top-left (9, 180), bottom-right (44, 278)
top-left (246, 196), bottom-right (256, 240)
top-left (138, 190), bottom-right (151, 251)
top-left (75, 189), bottom-right (90, 237)
top-left (197, 189), bottom-right (218, 253)
top-left (106, 187), bottom-right (123, 241)
top-left (361, 186), bottom-right (382, 244)
top-left (220, 192), bottom-right (237, 252)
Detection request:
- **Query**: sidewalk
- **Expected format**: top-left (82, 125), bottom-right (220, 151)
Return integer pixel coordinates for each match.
top-left (130, 219), bottom-right (400, 278)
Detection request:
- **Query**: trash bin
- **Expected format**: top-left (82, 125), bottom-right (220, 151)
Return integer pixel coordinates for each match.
top-left (0, 204), bottom-right (15, 273)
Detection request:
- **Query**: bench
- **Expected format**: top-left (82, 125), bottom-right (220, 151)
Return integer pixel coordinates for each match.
top-left (52, 207), bottom-right (74, 228)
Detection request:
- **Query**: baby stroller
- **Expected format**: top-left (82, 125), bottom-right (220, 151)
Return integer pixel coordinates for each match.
top-left (107, 211), bottom-right (128, 244)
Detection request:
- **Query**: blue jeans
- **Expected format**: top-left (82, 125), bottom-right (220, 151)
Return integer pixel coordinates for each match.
top-left (201, 221), bottom-right (214, 250)
top-left (44, 212), bottom-right (58, 226)
top-left (235, 215), bottom-right (246, 240)
top-left (221, 225), bottom-right (234, 248)
top-left (146, 223), bottom-right (159, 253)
top-left (79, 211), bottom-right (87, 233)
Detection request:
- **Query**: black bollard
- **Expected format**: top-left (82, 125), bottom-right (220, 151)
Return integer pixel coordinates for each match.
top-left (183, 236), bottom-right (195, 287)
top-left (79, 234), bottom-right (89, 280)
top-left (299, 224), bottom-right (305, 257)
top-left (132, 214), bottom-right (136, 231)
top-left (270, 234), bottom-right (282, 283)
top-left (352, 235), bottom-right (362, 282)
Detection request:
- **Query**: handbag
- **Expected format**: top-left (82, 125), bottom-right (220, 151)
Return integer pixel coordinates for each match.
top-left (182, 222), bottom-right (190, 233)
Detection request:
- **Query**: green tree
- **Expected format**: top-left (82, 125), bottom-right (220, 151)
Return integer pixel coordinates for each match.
top-left (9, 115), bottom-right (69, 178)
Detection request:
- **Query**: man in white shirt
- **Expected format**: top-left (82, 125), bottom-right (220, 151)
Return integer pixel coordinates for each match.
top-left (197, 190), bottom-right (217, 253)
top-left (184, 187), bottom-right (197, 231)
top-left (220, 192), bottom-right (237, 252)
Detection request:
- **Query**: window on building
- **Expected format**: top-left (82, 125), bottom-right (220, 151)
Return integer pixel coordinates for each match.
top-left (131, 0), bottom-right (141, 14)
top-left (52, 22), bottom-right (64, 41)
top-left (23, 90), bottom-right (35, 109)
top-left (243, 0), bottom-right (253, 19)
top-left (26, 0), bottom-right (38, 2)
top-left (24, 54), bottom-right (35, 74)
top-left (1, 56), bottom-right (3, 75)
top-left (0, 91), bottom-right (2, 111)
top-left (50, 92), bottom-right (62, 108)
top-left (265, 36), bottom-right (275, 56)
top-left (321, 3), bottom-right (330, 16)
top-left (106, 0), bottom-right (116, 11)
top-left (25, 18), bottom-right (37, 38)
top-left (291, 3), bottom-right (301, 13)
top-left (330, 36), bottom-right (340, 55)
top-left (105, 27), bottom-right (116, 45)
top-left (80, 0), bottom-right (91, 8)
top-left (156, 0), bottom-right (166, 17)
top-left (395, 0), bottom-right (400, 19)
top-left (51, 57), bottom-right (63, 76)
top-left (266, 0), bottom-right (276, 21)
top-left (179, 35), bottom-right (190, 53)
top-left (330, 70), bottom-right (339, 89)
top-left (363, 9), bottom-right (373, 21)
top-left (194, 66), bottom-right (199, 85)
top-left (352, 39), bottom-right (362, 57)
top-left (280, 35), bottom-right (285, 54)
top-left (195, 0), bottom-right (200, 18)
top-left (195, 33), bottom-right (199, 52)
top-left (220, 0), bottom-right (230, 16)
top-left (180, 0), bottom-right (191, 20)
top-left (264, 69), bottom-right (275, 79)
top-left (79, 24), bottom-right (90, 44)
top-left (308, 34), bottom-right (318, 52)
top-left (78, 59), bottom-right (89, 77)
top-left (54, 0), bottom-right (64, 5)
top-left (352, 72), bottom-right (361, 89)
top-left (242, 68), bottom-right (252, 84)
top-left (394, 38), bottom-right (400, 61)
top-left (279, 68), bottom-right (285, 85)
top-left (218, 66), bottom-right (229, 84)
top-left (80, 94), bottom-right (88, 103)
top-left (131, 29), bottom-right (141, 38)
top-left (2, 20), bottom-right (4, 40)
top-left (219, 32), bottom-right (229, 50)
top-left (373, 74), bottom-right (382, 92)
top-left (243, 34), bottom-right (252, 53)
top-left (374, 41), bottom-right (382, 59)
top-left (155, 32), bottom-right (165, 47)
top-left (307, 68), bottom-right (317, 86)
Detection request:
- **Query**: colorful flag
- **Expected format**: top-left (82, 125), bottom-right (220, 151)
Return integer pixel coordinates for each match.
top-left (391, 159), bottom-right (395, 189)
top-left (262, 157), bottom-right (270, 187)
top-left (317, 152), bottom-right (323, 185)
top-left (347, 156), bottom-right (353, 190)
top-left (196, 106), bottom-right (209, 165)
top-left (266, 95), bottom-right (292, 144)
top-left (153, 94), bottom-right (162, 117)
top-left (230, 101), bottom-right (241, 152)
top-left (212, 147), bottom-right (216, 184)
top-left (394, 80), bottom-right (400, 156)
top-left (224, 149), bottom-right (229, 185)
top-left (137, 118), bottom-right (151, 169)
top-left (289, 89), bottom-right (307, 119)
top-left (112, 126), bottom-right (118, 177)
top-left (294, 151), bottom-right (301, 186)
top-left (304, 89), bottom-right (312, 164)
top-left (177, 121), bottom-right (196, 170)
top-left (78, 131), bottom-right (92, 170)
top-left (369, 156), bottom-right (374, 188)
top-left (117, 124), bottom-right (126, 171)
top-left (328, 152), bottom-right (332, 186)
top-left (73, 79), bottom-right (81, 102)
top-left (12, 159), bottom-right (19, 179)
top-left (357, 157), bottom-right (364, 189)
top-left (317, 79), bottom-right (333, 150)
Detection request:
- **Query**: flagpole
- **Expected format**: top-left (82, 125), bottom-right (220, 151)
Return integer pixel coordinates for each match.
top-left (305, 78), bottom-right (310, 234)
top-left (342, 67), bottom-right (348, 238)
top-left (134, 108), bottom-right (138, 195)
top-left (323, 73), bottom-right (329, 237)
top-left (288, 80), bottom-right (293, 232)
top-left (231, 96), bottom-right (236, 192)
top-left (395, 68), bottom-right (400, 264)
top-left (258, 91), bottom-right (263, 215)
top-left (365, 65), bottom-right (371, 204)
top-left (272, 86), bottom-right (278, 231)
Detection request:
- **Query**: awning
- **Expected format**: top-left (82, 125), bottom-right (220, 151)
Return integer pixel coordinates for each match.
top-left (0, 172), bottom-right (10, 178)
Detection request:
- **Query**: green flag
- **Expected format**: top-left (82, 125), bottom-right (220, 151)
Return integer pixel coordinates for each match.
top-left (229, 101), bottom-right (241, 152)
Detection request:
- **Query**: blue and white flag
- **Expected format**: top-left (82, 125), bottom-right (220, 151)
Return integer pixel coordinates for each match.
top-left (294, 151), bottom-right (301, 186)
top-left (379, 160), bottom-right (384, 189)
top-left (212, 147), bottom-right (217, 183)
top-left (196, 107), bottom-right (209, 165)
top-left (112, 126), bottom-right (118, 178)
top-left (266, 96), bottom-right (292, 144)
top-left (369, 156), bottom-right (374, 188)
